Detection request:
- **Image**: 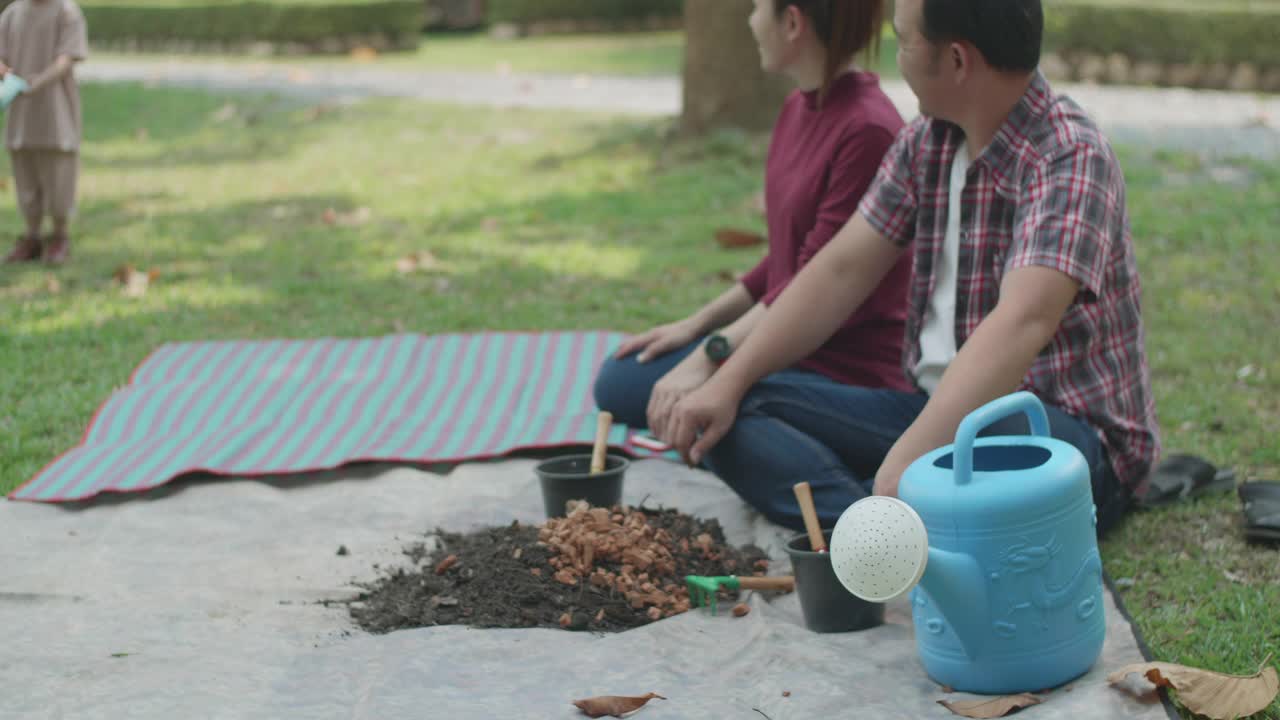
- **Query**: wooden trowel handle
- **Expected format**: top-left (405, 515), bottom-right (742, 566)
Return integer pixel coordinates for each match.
top-left (738, 575), bottom-right (795, 592)
top-left (793, 481), bottom-right (827, 552)
top-left (590, 411), bottom-right (612, 474)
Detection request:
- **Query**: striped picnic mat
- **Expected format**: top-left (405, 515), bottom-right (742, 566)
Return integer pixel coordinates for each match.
top-left (10, 332), bottom-right (658, 503)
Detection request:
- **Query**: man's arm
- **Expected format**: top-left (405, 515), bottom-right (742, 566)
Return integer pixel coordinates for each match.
top-left (872, 265), bottom-right (1079, 495)
top-left (666, 212), bottom-right (907, 463)
top-left (718, 212), bottom-right (904, 392)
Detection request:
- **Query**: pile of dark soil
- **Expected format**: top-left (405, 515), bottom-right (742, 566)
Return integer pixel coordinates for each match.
top-left (343, 500), bottom-right (773, 634)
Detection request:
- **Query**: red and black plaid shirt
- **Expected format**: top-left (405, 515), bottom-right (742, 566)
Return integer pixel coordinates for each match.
top-left (858, 72), bottom-right (1160, 492)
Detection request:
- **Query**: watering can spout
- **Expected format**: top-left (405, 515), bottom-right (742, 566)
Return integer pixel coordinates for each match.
top-left (920, 547), bottom-right (989, 661)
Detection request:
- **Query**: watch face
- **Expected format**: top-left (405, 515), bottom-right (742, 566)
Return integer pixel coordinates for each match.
top-left (706, 335), bottom-right (731, 362)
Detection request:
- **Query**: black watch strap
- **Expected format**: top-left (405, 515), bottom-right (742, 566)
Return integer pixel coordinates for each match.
top-left (704, 333), bottom-right (732, 364)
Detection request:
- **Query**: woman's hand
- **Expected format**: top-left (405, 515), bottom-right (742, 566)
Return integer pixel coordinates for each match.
top-left (614, 318), bottom-right (702, 364)
top-left (647, 351), bottom-right (717, 441)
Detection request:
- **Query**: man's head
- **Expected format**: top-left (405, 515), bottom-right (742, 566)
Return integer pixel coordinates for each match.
top-left (893, 0), bottom-right (1043, 120)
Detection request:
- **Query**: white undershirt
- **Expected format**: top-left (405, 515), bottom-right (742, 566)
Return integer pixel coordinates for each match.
top-left (914, 143), bottom-right (970, 394)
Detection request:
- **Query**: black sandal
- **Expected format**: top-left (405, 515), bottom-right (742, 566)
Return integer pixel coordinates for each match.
top-left (1137, 453), bottom-right (1236, 509)
top-left (1239, 481), bottom-right (1280, 545)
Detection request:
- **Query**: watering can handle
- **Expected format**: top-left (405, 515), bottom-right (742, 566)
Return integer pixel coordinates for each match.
top-left (953, 391), bottom-right (1051, 486)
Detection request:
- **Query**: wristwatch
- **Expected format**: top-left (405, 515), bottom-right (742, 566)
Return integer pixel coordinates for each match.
top-left (704, 333), bottom-right (732, 365)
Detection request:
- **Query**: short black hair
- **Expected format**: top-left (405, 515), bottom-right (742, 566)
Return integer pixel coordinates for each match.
top-left (920, 0), bottom-right (1043, 73)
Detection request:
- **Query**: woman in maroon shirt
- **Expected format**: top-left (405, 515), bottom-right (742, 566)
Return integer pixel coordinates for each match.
top-left (594, 0), bottom-right (912, 530)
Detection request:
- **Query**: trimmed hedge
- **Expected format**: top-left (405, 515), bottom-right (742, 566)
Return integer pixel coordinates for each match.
top-left (1045, 1), bottom-right (1280, 69)
top-left (73, 1), bottom-right (423, 46)
top-left (487, 0), bottom-right (682, 25)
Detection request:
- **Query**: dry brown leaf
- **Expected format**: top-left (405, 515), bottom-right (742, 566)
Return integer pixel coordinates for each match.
top-left (349, 46), bottom-right (378, 62)
top-left (731, 603), bottom-right (750, 617)
top-left (394, 250), bottom-right (442, 274)
top-left (45, 275), bottom-right (61, 294)
top-left (938, 693), bottom-right (1042, 718)
top-left (714, 227), bottom-right (765, 249)
top-left (113, 265), bottom-right (159, 298)
top-left (433, 554), bottom-right (458, 575)
top-left (782, 690), bottom-right (791, 697)
top-left (572, 692), bottom-right (665, 718)
top-left (1107, 659), bottom-right (1279, 719)
top-left (321, 207), bottom-right (372, 227)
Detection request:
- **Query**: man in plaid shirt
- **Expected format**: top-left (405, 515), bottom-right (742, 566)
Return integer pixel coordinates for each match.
top-left (663, 0), bottom-right (1159, 538)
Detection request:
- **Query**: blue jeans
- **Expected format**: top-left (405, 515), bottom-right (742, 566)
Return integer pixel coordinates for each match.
top-left (593, 338), bottom-right (704, 430)
top-left (594, 340), bottom-right (1131, 538)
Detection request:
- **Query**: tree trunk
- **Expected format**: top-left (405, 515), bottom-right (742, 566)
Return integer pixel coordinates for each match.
top-left (681, 0), bottom-right (792, 135)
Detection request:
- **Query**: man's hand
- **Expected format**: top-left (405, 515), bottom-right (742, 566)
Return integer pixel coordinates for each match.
top-left (872, 444), bottom-right (917, 497)
top-left (0, 62), bottom-right (9, 78)
top-left (666, 375), bottom-right (744, 466)
top-left (614, 318), bottom-right (702, 364)
top-left (647, 350), bottom-right (716, 441)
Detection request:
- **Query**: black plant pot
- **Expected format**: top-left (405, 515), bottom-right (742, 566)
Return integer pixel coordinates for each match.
top-left (786, 531), bottom-right (884, 633)
top-left (535, 453), bottom-right (628, 518)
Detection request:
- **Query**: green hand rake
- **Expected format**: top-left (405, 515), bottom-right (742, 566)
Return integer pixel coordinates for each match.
top-left (684, 574), bottom-right (795, 615)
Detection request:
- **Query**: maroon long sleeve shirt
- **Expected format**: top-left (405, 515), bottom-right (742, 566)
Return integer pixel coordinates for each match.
top-left (740, 71), bottom-right (913, 391)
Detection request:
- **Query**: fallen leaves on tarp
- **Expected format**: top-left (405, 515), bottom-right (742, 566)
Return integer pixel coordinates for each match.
top-left (938, 693), bottom-right (1043, 718)
top-left (1107, 657), bottom-right (1279, 720)
top-left (572, 692), bottom-right (666, 718)
top-left (714, 227), bottom-right (765, 249)
top-left (394, 250), bottom-right (442, 274)
top-left (113, 265), bottom-right (158, 297)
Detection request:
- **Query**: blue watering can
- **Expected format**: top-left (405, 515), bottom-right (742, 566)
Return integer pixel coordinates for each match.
top-left (829, 391), bottom-right (1105, 694)
top-left (0, 73), bottom-right (28, 111)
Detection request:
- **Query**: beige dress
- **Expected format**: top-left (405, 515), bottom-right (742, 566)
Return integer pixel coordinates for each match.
top-left (0, 0), bottom-right (88, 219)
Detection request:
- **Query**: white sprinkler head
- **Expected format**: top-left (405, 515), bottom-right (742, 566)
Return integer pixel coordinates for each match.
top-left (829, 495), bottom-right (930, 603)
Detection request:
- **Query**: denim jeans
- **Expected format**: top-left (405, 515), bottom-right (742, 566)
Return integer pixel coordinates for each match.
top-left (594, 340), bottom-right (1131, 539)
top-left (593, 338), bottom-right (704, 430)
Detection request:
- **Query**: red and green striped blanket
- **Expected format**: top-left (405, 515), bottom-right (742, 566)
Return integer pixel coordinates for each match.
top-left (10, 332), bottom-right (657, 503)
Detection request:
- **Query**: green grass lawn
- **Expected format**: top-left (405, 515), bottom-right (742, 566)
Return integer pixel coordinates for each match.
top-left (0, 83), bottom-right (1277, 717)
top-left (94, 28), bottom-right (902, 79)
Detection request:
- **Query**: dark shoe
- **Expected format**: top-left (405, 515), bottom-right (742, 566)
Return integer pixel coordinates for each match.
top-left (1137, 453), bottom-right (1236, 509)
top-left (1239, 481), bottom-right (1280, 545)
top-left (3, 234), bottom-right (42, 263)
top-left (42, 232), bottom-right (69, 265)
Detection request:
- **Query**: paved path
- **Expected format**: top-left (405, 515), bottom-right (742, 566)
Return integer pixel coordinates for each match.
top-left (83, 58), bottom-right (1280, 158)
